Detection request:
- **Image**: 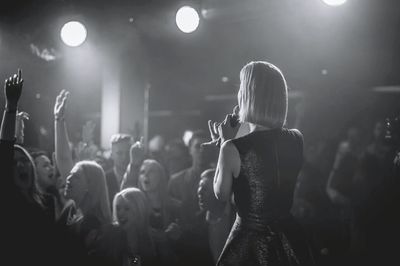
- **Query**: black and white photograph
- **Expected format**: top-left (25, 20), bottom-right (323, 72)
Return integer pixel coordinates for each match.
top-left (1, 0), bottom-right (399, 265)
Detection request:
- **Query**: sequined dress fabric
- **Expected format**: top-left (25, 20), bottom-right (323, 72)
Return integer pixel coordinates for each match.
top-left (217, 129), bottom-right (313, 266)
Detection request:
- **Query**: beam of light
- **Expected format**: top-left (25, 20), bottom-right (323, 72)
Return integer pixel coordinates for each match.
top-left (60, 21), bottom-right (87, 47)
top-left (322, 0), bottom-right (347, 6)
top-left (176, 6), bottom-right (200, 33)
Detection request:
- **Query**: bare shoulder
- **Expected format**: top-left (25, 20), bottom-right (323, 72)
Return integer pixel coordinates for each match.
top-left (220, 140), bottom-right (241, 177)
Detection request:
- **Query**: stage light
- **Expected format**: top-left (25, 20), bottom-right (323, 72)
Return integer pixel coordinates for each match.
top-left (321, 0), bottom-right (347, 6)
top-left (60, 21), bottom-right (87, 47)
top-left (176, 6), bottom-right (200, 33)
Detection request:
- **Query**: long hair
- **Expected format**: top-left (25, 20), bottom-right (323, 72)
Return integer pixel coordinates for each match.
top-left (113, 188), bottom-right (149, 229)
top-left (14, 144), bottom-right (44, 207)
top-left (138, 159), bottom-right (172, 227)
top-left (75, 160), bottom-right (112, 225)
top-left (112, 188), bottom-right (156, 258)
top-left (238, 61), bottom-right (288, 128)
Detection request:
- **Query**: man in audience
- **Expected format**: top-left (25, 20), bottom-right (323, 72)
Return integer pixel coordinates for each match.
top-left (168, 130), bottom-right (214, 224)
top-left (164, 139), bottom-right (191, 176)
top-left (168, 130), bottom-right (216, 266)
top-left (105, 134), bottom-right (132, 207)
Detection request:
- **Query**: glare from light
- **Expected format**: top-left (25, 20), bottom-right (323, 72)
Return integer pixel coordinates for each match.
top-left (176, 6), bottom-right (200, 33)
top-left (322, 0), bottom-right (347, 6)
top-left (221, 76), bottom-right (229, 83)
top-left (183, 130), bottom-right (193, 146)
top-left (60, 21), bottom-right (87, 47)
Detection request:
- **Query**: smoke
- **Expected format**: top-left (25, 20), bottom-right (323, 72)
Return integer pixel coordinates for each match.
top-left (30, 43), bottom-right (60, 61)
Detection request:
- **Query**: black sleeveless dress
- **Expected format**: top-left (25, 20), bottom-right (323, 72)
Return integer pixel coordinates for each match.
top-left (217, 128), bottom-right (314, 266)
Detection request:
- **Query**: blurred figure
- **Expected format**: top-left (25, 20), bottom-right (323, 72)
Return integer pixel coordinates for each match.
top-left (327, 126), bottom-right (363, 206)
top-left (197, 169), bottom-right (234, 264)
top-left (167, 130), bottom-right (215, 266)
top-left (106, 134), bottom-right (133, 207)
top-left (350, 120), bottom-right (399, 265)
top-left (75, 120), bottom-right (100, 161)
top-left (121, 137), bottom-right (146, 189)
top-left (148, 134), bottom-right (166, 164)
top-left (291, 139), bottom-right (332, 265)
top-left (168, 130), bottom-right (214, 219)
top-left (164, 138), bottom-right (191, 176)
top-left (324, 126), bottom-right (363, 264)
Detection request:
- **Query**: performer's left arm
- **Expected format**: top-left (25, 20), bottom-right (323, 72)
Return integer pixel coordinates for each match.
top-left (213, 140), bottom-right (240, 202)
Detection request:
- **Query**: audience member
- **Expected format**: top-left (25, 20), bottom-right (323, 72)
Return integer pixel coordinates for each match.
top-left (54, 90), bottom-right (113, 264)
top-left (0, 69), bottom-right (76, 266)
top-left (197, 169), bottom-right (234, 264)
top-left (112, 188), bottom-right (157, 266)
top-left (75, 120), bottom-right (100, 161)
top-left (167, 130), bottom-right (215, 265)
top-left (164, 138), bottom-right (191, 176)
top-left (106, 133), bottom-right (133, 207)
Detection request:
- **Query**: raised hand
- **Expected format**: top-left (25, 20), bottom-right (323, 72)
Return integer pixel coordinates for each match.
top-left (15, 111), bottom-right (29, 144)
top-left (130, 136), bottom-right (145, 167)
top-left (4, 69), bottom-right (23, 110)
top-left (54, 90), bottom-right (70, 120)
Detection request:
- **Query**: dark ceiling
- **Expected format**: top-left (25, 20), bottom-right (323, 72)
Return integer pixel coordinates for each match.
top-left (2, 0), bottom-right (400, 90)
top-left (1, 0), bottom-right (400, 141)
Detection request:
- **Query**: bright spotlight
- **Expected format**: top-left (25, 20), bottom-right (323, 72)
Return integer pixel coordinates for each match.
top-left (176, 6), bottom-right (200, 33)
top-left (322, 0), bottom-right (347, 6)
top-left (60, 21), bottom-right (87, 47)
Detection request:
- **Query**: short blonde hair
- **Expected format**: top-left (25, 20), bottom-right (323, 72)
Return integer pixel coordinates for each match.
top-left (238, 61), bottom-right (288, 128)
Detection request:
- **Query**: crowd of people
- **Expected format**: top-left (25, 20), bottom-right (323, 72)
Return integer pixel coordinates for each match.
top-left (1, 63), bottom-right (399, 266)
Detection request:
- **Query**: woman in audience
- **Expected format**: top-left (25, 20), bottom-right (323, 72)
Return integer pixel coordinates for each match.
top-left (208, 61), bottom-right (314, 265)
top-left (112, 187), bottom-right (157, 265)
top-left (61, 160), bottom-right (112, 232)
top-left (31, 151), bottom-right (56, 193)
top-left (122, 150), bottom-right (182, 264)
top-left (138, 159), bottom-right (181, 263)
top-left (29, 150), bottom-right (67, 219)
top-left (0, 69), bottom-right (74, 266)
top-left (54, 90), bottom-right (113, 263)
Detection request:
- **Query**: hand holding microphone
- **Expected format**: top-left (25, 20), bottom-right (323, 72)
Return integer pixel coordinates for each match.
top-left (203, 105), bottom-right (240, 147)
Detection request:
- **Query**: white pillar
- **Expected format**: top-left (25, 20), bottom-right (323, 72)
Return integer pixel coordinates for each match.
top-left (101, 61), bottom-right (120, 149)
